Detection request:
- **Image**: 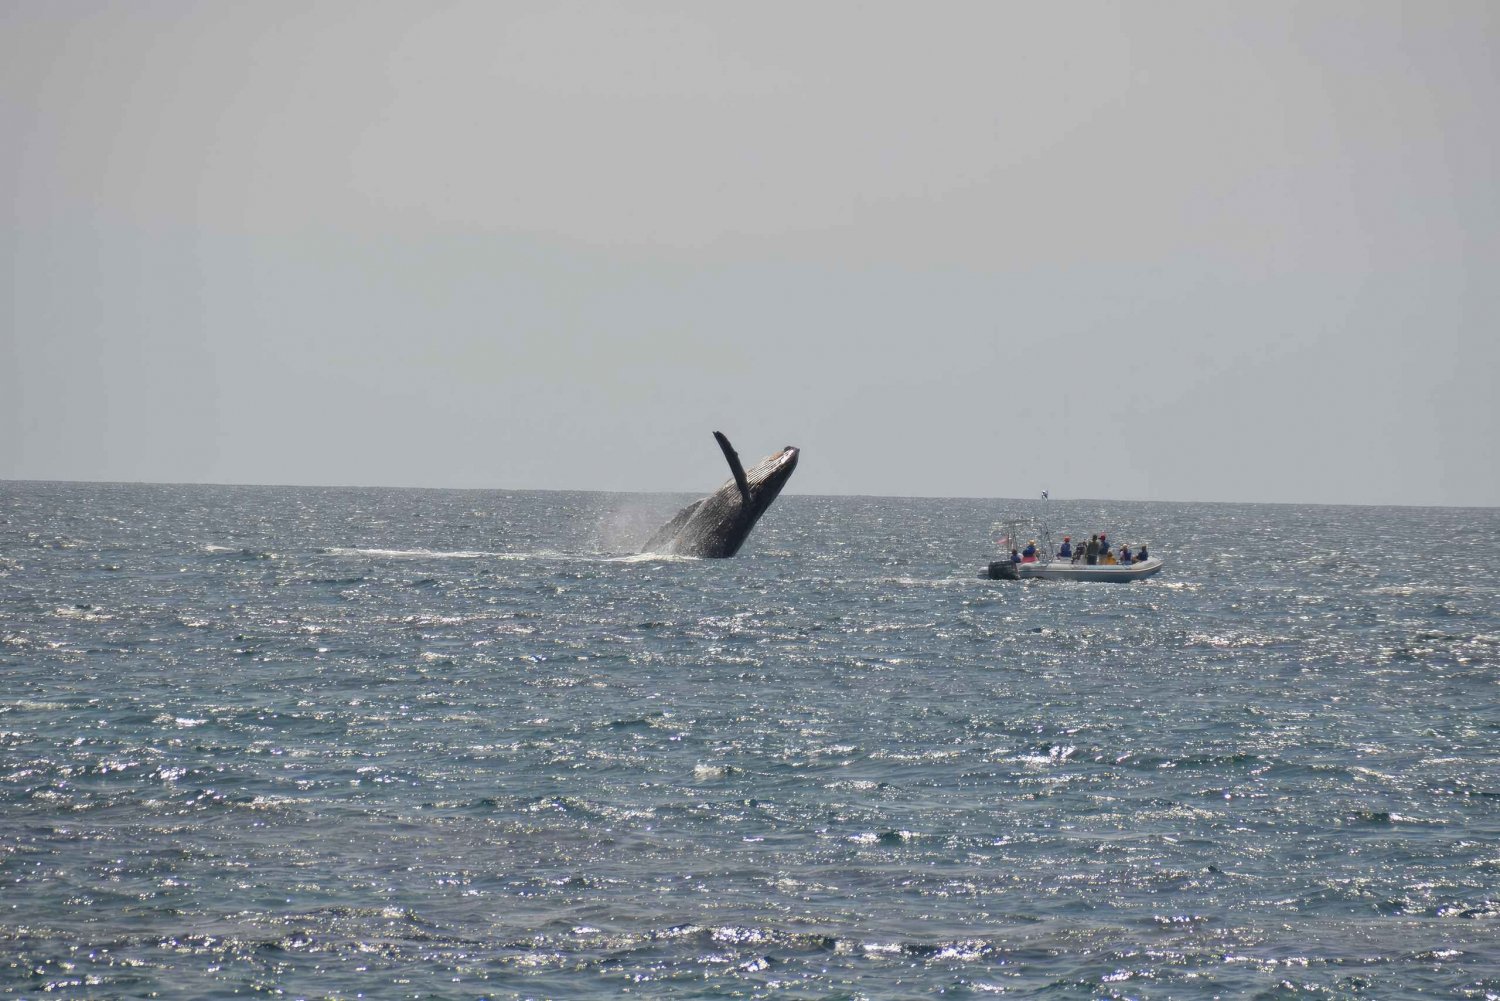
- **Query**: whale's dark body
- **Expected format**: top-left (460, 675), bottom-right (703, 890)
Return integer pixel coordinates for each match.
top-left (641, 433), bottom-right (800, 558)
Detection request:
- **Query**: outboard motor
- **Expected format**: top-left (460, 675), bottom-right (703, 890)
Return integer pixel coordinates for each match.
top-left (985, 560), bottom-right (1019, 580)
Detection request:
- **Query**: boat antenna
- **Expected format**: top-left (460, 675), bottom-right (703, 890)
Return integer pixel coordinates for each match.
top-left (1038, 489), bottom-right (1055, 562)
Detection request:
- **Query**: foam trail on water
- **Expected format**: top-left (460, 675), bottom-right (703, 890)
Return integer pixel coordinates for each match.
top-left (608, 552), bottom-right (701, 563)
top-left (323, 547), bottom-right (686, 563)
top-left (324, 547), bottom-right (517, 559)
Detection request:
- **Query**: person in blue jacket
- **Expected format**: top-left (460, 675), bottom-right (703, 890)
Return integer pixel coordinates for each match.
top-left (1135, 544), bottom-right (1149, 562)
top-left (1058, 536), bottom-right (1072, 559)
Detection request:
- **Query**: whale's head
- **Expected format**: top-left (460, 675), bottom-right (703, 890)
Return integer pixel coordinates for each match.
top-left (741, 445), bottom-right (799, 519)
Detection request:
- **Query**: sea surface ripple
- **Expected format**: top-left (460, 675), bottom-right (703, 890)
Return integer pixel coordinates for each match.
top-left (2, 482), bottom-right (1497, 998)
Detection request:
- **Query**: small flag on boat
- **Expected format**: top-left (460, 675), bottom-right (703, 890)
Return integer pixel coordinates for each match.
top-left (996, 535), bottom-right (1010, 548)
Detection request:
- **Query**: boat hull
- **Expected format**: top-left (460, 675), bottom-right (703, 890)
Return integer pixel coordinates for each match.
top-left (1016, 557), bottom-right (1163, 581)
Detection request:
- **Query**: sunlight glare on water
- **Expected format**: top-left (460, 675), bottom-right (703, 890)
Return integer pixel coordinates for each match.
top-left (1, 482), bottom-right (1497, 997)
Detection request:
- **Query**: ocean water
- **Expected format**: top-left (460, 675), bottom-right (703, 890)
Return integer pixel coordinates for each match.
top-left (2, 480), bottom-right (1497, 999)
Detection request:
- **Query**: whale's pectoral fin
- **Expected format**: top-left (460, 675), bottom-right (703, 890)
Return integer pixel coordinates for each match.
top-left (713, 431), bottom-right (751, 504)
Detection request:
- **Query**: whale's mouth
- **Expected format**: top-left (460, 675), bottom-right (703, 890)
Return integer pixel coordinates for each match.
top-left (746, 445), bottom-right (799, 486)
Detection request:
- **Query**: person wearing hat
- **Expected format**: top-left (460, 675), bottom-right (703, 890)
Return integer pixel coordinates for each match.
top-left (1058, 536), bottom-right (1072, 560)
top-left (1021, 540), bottom-right (1038, 563)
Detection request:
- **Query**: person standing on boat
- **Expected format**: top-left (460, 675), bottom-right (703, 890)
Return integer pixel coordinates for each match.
top-left (1058, 536), bottom-right (1072, 559)
top-left (1085, 535), bottom-right (1099, 565)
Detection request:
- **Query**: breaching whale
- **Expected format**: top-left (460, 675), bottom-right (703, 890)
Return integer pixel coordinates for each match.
top-left (641, 432), bottom-right (800, 558)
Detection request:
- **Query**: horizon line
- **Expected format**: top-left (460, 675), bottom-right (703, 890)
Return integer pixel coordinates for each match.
top-left (2, 475), bottom-right (1494, 512)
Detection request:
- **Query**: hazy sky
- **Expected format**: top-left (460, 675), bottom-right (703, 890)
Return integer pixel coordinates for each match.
top-left (3, 1), bottom-right (1496, 505)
